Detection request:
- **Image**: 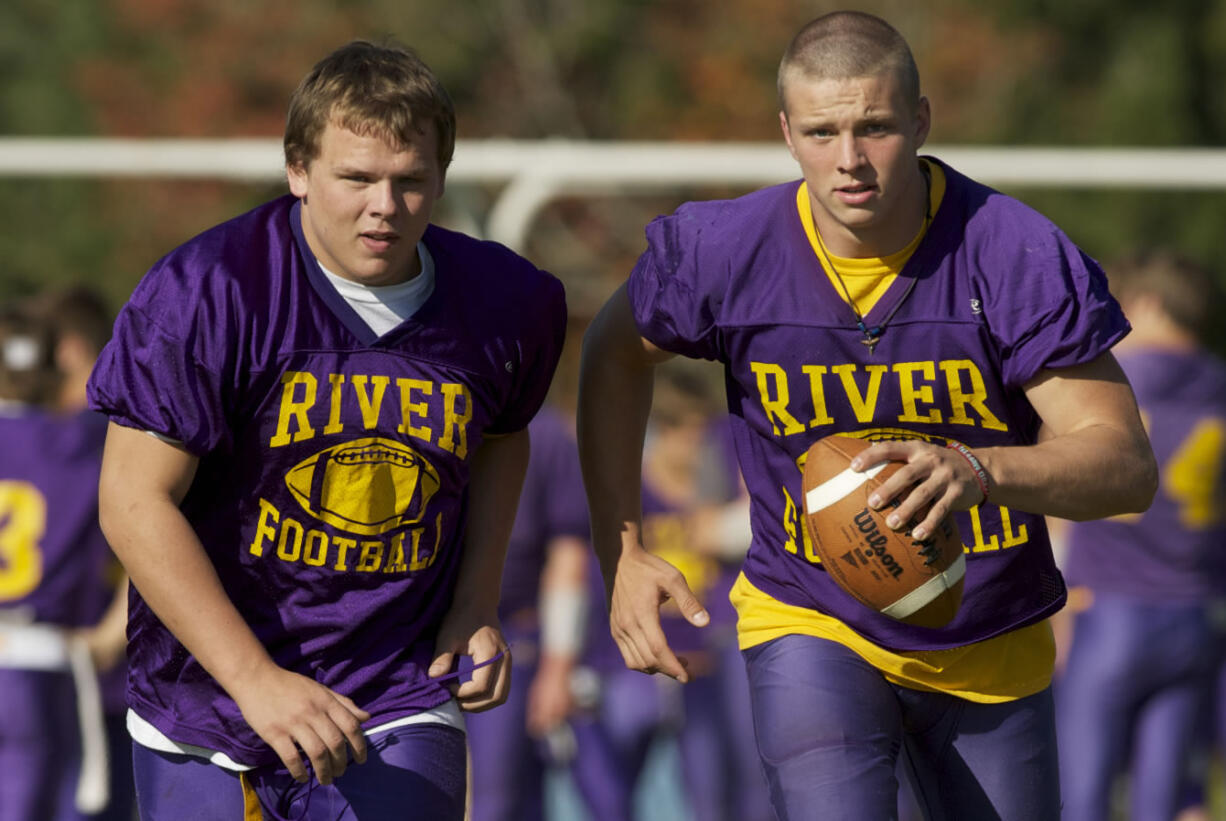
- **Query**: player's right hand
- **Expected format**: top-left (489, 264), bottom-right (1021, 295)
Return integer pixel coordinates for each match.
top-left (608, 546), bottom-right (708, 683)
top-left (230, 665), bottom-right (370, 785)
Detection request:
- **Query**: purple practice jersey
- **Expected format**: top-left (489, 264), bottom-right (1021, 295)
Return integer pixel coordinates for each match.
top-left (496, 403), bottom-right (588, 621)
top-left (87, 195), bottom-right (566, 765)
top-left (1064, 348), bottom-right (1226, 601)
top-left (627, 158), bottom-right (1128, 652)
top-left (0, 408), bottom-right (112, 627)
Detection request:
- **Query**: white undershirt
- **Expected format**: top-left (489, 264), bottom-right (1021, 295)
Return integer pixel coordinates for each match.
top-left (318, 243), bottom-right (436, 335)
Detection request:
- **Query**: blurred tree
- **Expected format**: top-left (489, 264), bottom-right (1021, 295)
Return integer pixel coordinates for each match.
top-left (0, 0), bottom-right (1224, 323)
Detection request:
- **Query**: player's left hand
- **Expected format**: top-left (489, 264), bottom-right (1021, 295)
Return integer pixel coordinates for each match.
top-left (428, 609), bottom-right (511, 713)
top-left (850, 439), bottom-right (989, 541)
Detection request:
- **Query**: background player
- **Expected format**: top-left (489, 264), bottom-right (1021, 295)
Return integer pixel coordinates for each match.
top-left (567, 361), bottom-right (768, 821)
top-left (1056, 250), bottom-right (1226, 821)
top-left (88, 40), bottom-right (565, 820)
top-left (641, 365), bottom-right (770, 821)
top-left (466, 309), bottom-right (592, 821)
top-left (0, 302), bottom-right (118, 820)
top-left (40, 284), bottom-right (135, 821)
top-left (577, 10), bottom-right (1156, 819)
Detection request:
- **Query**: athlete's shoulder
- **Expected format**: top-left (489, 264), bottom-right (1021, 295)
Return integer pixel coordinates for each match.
top-left (1125, 347), bottom-right (1226, 406)
top-left (0, 405), bottom-right (49, 450)
top-left (127, 194), bottom-right (297, 317)
top-left (633, 180), bottom-right (802, 300)
top-left (649, 181), bottom-right (800, 248)
top-left (932, 158), bottom-right (1108, 300)
top-left (934, 159), bottom-right (1078, 252)
top-left (0, 407), bottom-right (99, 473)
top-left (931, 160), bottom-right (1078, 262)
top-left (424, 223), bottom-right (566, 328)
top-left (425, 223), bottom-right (556, 283)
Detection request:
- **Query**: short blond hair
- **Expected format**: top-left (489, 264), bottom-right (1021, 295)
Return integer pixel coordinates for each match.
top-left (778, 11), bottom-right (920, 113)
top-left (284, 40), bottom-right (455, 171)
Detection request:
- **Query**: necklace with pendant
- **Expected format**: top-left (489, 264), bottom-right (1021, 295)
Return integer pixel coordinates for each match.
top-left (816, 169), bottom-right (932, 355)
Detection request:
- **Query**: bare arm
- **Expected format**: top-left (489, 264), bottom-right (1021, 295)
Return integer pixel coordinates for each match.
top-left (577, 284), bottom-right (708, 683)
top-left (97, 422), bottom-right (369, 783)
top-left (855, 352), bottom-right (1158, 539)
top-left (427, 427), bottom-right (528, 711)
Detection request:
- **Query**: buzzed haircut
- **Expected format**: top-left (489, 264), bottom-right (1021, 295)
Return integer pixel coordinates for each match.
top-left (778, 11), bottom-right (920, 113)
top-left (1108, 250), bottom-right (1222, 343)
top-left (284, 39), bottom-right (456, 171)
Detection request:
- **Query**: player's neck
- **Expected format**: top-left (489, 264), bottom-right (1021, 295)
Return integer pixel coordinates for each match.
top-left (821, 166), bottom-right (929, 259)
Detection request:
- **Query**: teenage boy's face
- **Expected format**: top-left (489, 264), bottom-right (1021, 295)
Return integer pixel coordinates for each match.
top-left (779, 69), bottom-right (930, 258)
top-left (288, 119), bottom-right (446, 286)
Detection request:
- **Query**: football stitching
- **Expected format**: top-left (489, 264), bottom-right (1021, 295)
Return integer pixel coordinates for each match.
top-left (332, 445), bottom-right (415, 466)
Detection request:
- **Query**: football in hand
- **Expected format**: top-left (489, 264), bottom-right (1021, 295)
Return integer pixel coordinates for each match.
top-left (801, 434), bottom-right (965, 629)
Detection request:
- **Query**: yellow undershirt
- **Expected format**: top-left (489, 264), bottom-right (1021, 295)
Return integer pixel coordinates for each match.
top-left (798, 158), bottom-right (947, 314)
top-left (730, 160), bottom-right (1056, 702)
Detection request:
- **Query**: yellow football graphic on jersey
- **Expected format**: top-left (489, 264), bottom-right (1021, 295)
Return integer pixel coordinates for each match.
top-left (285, 437), bottom-right (441, 536)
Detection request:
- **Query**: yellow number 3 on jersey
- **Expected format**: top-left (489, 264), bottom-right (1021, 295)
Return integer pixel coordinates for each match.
top-left (0, 480), bottom-right (46, 601)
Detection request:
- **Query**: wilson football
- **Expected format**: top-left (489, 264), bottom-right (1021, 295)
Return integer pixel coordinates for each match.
top-left (801, 434), bottom-right (965, 629)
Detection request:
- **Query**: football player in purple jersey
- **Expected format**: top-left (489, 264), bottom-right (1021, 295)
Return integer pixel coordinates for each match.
top-left (42, 285), bottom-right (137, 821)
top-left (465, 312), bottom-right (592, 821)
top-left (578, 10), bottom-right (1156, 820)
top-left (464, 402), bottom-right (590, 821)
top-left (1056, 251), bottom-right (1226, 821)
top-left (569, 363), bottom-right (769, 821)
top-left (0, 303), bottom-right (119, 821)
top-left (88, 41), bottom-right (565, 821)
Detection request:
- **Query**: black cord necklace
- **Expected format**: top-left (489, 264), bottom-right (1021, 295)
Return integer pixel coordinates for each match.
top-left (816, 168), bottom-right (932, 355)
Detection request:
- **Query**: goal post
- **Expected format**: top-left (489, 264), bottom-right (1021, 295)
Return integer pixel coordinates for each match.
top-left (3, 138), bottom-right (1224, 250)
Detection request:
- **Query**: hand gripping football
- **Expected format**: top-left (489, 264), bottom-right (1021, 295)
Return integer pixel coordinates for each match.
top-left (801, 434), bottom-right (965, 629)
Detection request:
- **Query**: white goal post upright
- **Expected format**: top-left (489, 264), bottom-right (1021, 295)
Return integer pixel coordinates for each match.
top-left (2, 138), bottom-right (1225, 251)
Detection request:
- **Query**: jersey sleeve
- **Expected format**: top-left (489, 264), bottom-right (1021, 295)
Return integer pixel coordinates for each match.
top-left (626, 206), bottom-right (726, 361)
top-left (87, 264), bottom-right (235, 455)
top-left (486, 272), bottom-right (568, 435)
top-left (988, 232), bottom-right (1129, 387)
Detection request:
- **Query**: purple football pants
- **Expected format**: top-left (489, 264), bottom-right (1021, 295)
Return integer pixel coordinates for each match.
top-left (571, 638), bottom-right (773, 821)
top-left (569, 665), bottom-right (670, 821)
top-left (677, 636), bottom-right (773, 821)
top-left (0, 669), bottom-right (80, 821)
top-left (132, 723), bottom-right (466, 820)
top-left (743, 634), bottom-right (1061, 821)
top-left (1057, 593), bottom-right (1226, 821)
